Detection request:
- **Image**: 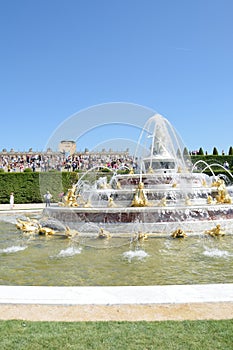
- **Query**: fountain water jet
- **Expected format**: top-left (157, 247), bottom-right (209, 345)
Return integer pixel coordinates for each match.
top-left (45, 114), bottom-right (233, 237)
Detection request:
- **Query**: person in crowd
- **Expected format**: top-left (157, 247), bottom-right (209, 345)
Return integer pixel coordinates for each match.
top-left (10, 192), bottom-right (14, 209)
top-left (44, 191), bottom-right (52, 207)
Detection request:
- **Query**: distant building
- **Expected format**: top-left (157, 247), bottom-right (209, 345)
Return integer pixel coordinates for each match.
top-left (58, 140), bottom-right (76, 155)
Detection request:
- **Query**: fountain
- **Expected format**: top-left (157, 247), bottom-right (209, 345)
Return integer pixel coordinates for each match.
top-left (1, 112), bottom-right (233, 287)
top-left (44, 114), bottom-right (233, 237)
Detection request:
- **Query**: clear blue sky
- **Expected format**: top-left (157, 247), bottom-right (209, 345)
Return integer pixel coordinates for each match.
top-left (1, 0), bottom-right (233, 154)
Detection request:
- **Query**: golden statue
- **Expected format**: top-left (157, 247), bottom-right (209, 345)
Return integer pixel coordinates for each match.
top-left (59, 184), bottom-right (79, 207)
top-left (38, 225), bottom-right (55, 236)
top-left (147, 167), bottom-right (154, 174)
top-left (131, 182), bottom-right (149, 207)
top-left (185, 196), bottom-right (191, 206)
top-left (16, 217), bottom-right (80, 238)
top-left (204, 224), bottom-right (225, 237)
top-left (211, 178), bottom-right (222, 188)
top-left (83, 199), bottom-right (92, 208)
top-left (202, 179), bottom-right (207, 187)
top-left (207, 195), bottom-right (214, 204)
top-left (98, 228), bottom-right (111, 239)
top-left (64, 226), bottom-right (79, 238)
top-left (171, 228), bottom-right (187, 238)
top-left (212, 179), bottom-right (232, 204)
top-left (129, 168), bottom-right (134, 174)
top-left (177, 166), bottom-right (182, 173)
top-left (116, 181), bottom-right (122, 189)
top-left (108, 197), bottom-right (117, 208)
top-left (133, 232), bottom-right (148, 242)
top-left (16, 217), bottom-right (39, 234)
top-left (158, 197), bottom-right (167, 207)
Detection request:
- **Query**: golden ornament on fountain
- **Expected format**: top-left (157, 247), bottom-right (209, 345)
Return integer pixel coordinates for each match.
top-left (16, 218), bottom-right (39, 234)
top-left (108, 197), bottom-right (117, 208)
top-left (158, 197), bottom-right (167, 207)
top-left (131, 182), bottom-right (149, 207)
top-left (64, 226), bottom-right (79, 238)
top-left (98, 228), bottom-right (111, 239)
top-left (129, 167), bottom-right (134, 174)
top-left (207, 195), bottom-right (215, 204)
top-left (133, 232), bottom-right (148, 242)
top-left (204, 224), bottom-right (225, 237)
top-left (60, 184), bottom-right (79, 207)
top-left (185, 196), bottom-right (191, 206)
top-left (171, 228), bottom-right (187, 238)
top-left (38, 225), bottom-right (55, 236)
top-left (147, 167), bottom-right (154, 174)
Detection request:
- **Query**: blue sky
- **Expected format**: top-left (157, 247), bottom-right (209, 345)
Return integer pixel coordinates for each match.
top-left (1, 0), bottom-right (233, 154)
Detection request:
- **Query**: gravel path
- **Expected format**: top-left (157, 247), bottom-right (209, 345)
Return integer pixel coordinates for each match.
top-left (1, 302), bottom-right (233, 322)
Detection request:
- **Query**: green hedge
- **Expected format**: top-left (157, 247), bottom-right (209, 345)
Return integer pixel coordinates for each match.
top-left (191, 155), bottom-right (233, 169)
top-left (190, 155), bottom-right (233, 181)
top-left (0, 172), bottom-right (78, 204)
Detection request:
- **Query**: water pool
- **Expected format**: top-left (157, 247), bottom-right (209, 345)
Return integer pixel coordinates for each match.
top-left (1, 215), bottom-right (233, 286)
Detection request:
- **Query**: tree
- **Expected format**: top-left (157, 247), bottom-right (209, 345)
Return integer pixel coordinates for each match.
top-left (198, 147), bottom-right (204, 155)
top-left (228, 146), bottom-right (233, 156)
top-left (176, 149), bottom-right (182, 159)
top-left (213, 147), bottom-right (219, 155)
top-left (183, 147), bottom-right (189, 157)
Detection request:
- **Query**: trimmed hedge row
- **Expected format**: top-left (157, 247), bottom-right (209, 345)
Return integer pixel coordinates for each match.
top-left (0, 172), bottom-right (78, 204)
top-left (190, 155), bottom-right (233, 169)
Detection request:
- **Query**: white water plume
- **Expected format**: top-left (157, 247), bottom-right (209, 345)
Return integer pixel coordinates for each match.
top-left (203, 247), bottom-right (233, 258)
top-left (55, 246), bottom-right (82, 258)
top-left (0, 245), bottom-right (27, 254)
top-left (122, 249), bottom-right (149, 262)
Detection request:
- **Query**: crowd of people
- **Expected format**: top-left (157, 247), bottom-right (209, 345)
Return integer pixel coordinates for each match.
top-left (0, 151), bottom-right (136, 173)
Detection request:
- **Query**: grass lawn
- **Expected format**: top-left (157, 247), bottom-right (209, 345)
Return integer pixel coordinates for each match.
top-left (0, 319), bottom-right (233, 349)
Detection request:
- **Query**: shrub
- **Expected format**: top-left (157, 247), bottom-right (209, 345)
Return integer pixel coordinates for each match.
top-left (24, 168), bottom-right (32, 172)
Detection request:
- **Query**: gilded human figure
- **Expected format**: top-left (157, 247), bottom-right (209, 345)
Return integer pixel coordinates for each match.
top-left (131, 182), bottom-right (148, 207)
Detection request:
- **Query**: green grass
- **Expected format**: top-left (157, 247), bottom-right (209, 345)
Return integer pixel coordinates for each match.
top-left (0, 320), bottom-right (233, 350)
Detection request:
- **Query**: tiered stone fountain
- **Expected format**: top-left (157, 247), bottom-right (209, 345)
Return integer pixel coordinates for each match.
top-left (45, 114), bottom-right (233, 236)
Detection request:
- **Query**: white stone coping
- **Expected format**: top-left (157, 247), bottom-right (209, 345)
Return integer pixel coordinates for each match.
top-left (0, 284), bottom-right (232, 305)
top-left (0, 203), bottom-right (45, 213)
